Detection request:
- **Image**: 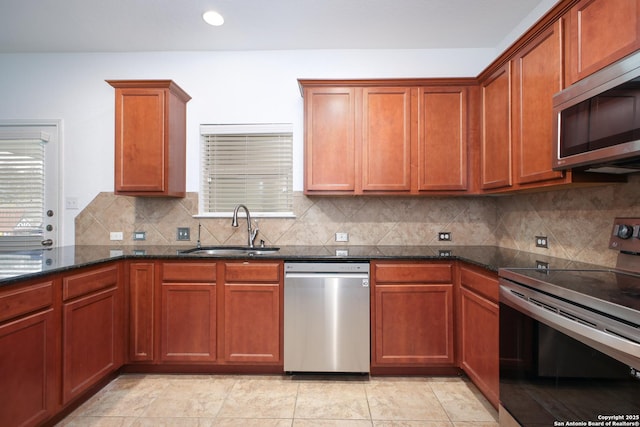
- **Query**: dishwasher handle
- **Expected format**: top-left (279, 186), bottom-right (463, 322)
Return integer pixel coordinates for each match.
top-left (285, 272), bottom-right (370, 281)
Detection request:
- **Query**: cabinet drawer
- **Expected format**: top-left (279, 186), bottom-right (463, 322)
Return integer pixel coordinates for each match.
top-left (224, 262), bottom-right (281, 283)
top-left (374, 263), bottom-right (452, 283)
top-left (0, 281), bottom-right (54, 323)
top-left (460, 266), bottom-right (499, 302)
top-left (163, 262), bottom-right (216, 282)
top-left (63, 265), bottom-right (118, 301)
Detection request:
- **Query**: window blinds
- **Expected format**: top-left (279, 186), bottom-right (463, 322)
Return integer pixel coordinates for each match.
top-left (200, 124), bottom-right (293, 215)
top-left (0, 134), bottom-right (47, 247)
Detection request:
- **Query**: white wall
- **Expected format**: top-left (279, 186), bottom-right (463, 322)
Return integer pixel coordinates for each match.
top-left (0, 48), bottom-right (494, 246)
top-left (495, 0), bottom-right (559, 55)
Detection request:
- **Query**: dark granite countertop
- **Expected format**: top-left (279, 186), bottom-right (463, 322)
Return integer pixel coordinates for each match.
top-left (0, 244), bottom-right (606, 287)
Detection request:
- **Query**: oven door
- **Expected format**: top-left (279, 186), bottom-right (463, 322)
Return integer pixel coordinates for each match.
top-left (499, 280), bottom-right (640, 426)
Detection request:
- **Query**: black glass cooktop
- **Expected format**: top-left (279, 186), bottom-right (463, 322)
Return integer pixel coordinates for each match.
top-left (499, 267), bottom-right (640, 325)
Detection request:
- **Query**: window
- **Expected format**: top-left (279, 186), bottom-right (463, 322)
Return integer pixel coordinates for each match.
top-left (199, 124), bottom-right (293, 217)
top-left (0, 122), bottom-right (59, 249)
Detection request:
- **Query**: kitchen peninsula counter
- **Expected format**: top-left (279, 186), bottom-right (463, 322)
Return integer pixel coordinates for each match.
top-left (0, 244), bottom-right (603, 286)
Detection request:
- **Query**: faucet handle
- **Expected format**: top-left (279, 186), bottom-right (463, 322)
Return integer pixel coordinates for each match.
top-left (250, 220), bottom-right (259, 244)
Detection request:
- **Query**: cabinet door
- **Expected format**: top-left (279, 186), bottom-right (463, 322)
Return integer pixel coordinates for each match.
top-left (374, 284), bottom-right (454, 365)
top-left (304, 87), bottom-right (356, 193)
top-left (160, 283), bottom-right (216, 362)
top-left (460, 287), bottom-right (499, 409)
top-left (481, 64), bottom-right (512, 190)
top-left (512, 21), bottom-right (565, 185)
top-left (128, 262), bottom-right (155, 362)
top-left (0, 310), bottom-right (56, 427)
top-left (567, 0), bottom-right (640, 84)
top-left (361, 87), bottom-right (412, 192)
top-left (115, 87), bottom-right (167, 193)
top-left (418, 87), bottom-right (468, 191)
top-left (109, 80), bottom-right (190, 197)
top-left (223, 284), bottom-right (280, 363)
top-left (62, 287), bottom-right (122, 404)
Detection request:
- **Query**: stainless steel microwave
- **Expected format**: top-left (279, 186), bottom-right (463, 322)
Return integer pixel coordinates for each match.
top-left (553, 51), bottom-right (640, 174)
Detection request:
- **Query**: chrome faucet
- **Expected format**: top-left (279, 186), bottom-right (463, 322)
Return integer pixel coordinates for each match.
top-left (231, 204), bottom-right (258, 247)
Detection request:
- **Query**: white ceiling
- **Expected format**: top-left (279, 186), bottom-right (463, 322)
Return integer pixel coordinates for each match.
top-left (0, 0), bottom-right (550, 53)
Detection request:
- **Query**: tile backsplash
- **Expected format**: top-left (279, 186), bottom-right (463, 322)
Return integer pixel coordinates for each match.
top-left (75, 175), bottom-right (640, 267)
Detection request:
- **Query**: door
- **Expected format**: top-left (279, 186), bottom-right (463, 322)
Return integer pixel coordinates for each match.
top-left (0, 121), bottom-right (59, 248)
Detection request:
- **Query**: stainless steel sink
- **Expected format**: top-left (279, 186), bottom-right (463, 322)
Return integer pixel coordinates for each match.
top-left (178, 246), bottom-right (280, 256)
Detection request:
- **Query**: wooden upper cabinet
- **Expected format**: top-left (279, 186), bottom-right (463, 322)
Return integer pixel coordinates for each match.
top-left (512, 20), bottom-right (565, 186)
top-left (418, 87), bottom-right (468, 191)
top-left (566, 0), bottom-right (640, 84)
top-left (362, 87), bottom-right (413, 192)
top-left (300, 79), bottom-right (475, 195)
top-left (481, 64), bottom-right (512, 190)
top-left (107, 80), bottom-right (191, 197)
top-left (303, 86), bottom-right (357, 193)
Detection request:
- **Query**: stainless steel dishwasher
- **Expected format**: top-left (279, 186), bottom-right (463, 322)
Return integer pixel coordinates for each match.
top-left (284, 262), bottom-right (370, 373)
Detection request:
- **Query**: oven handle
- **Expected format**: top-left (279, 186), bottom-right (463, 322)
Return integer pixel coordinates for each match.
top-left (500, 281), bottom-right (640, 371)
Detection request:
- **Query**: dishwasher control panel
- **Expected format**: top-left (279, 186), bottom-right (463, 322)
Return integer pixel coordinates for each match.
top-left (284, 262), bottom-right (370, 274)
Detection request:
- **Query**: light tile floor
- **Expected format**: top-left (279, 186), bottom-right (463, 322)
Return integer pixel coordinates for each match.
top-left (57, 374), bottom-right (498, 426)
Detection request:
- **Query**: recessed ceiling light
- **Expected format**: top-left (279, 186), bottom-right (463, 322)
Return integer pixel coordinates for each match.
top-left (203, 10), bottom-right (224, 26)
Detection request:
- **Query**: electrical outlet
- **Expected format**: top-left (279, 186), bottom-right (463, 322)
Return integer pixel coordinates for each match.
top-left (535, 236), bottom-right (548, 248)
top-left (133, 231), bottom-right (146, 241)
top-left (109, 231), bottom-right (123, 241)
top-left (536, 260), bottom-right (550, 273)
top-left (177, 227), bottom-right (190, 241)
top-left (438, 232), bottom-right (452, 241)
top-left (335, 232), bottom-right (349, 242)
top-left (65, 197), bottom-right (79, 210)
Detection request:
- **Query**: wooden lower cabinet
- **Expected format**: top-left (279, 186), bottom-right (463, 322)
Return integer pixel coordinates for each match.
top-left (371, 262), bottom-right (455, 368)
top-left (160, 283), bottom-right (217, 362)
top-left (62, 265), bottom-right (123, 404)
top-left (223, 262), bottom-right (282, 363)
top-left (458, 265), bottom-right (499, 409)
top-left (0, 280), bottom-right (57, 427)
top-left (160, 262), bottom-right (217, 362)
top-left (223, 283), bottom-right (280, 362)
top-left (128, 262), bottom-right (155, 362)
